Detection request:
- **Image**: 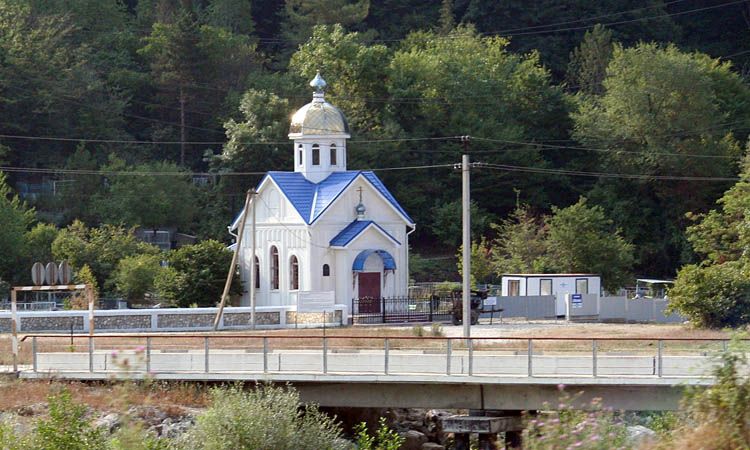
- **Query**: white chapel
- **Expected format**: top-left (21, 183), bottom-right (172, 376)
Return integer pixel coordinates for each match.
top-left (229, 73), bottom-right (415, 316)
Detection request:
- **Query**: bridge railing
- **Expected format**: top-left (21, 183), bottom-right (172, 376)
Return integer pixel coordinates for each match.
top-left (10, 333), bottom-right (740, 378)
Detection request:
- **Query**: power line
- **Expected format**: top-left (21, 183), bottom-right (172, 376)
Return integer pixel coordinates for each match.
top-left (480, 163), bottom-right (739, 181)
top-left (471, 137), bottom-right (740, 159)
top-left (0, 163), bottom-right (456, 177)
top-left (0, 133), bottom-right (462, 147)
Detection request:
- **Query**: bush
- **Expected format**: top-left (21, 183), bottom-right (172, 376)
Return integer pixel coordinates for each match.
top-left (30, 389), bottom-right (108, 450)
top-left (412, 324), bottom-right (425, 337)
top-left (669, 261), bottom-right (750, 328)
top-left (178, 384), bottom-right (347, 450)
top-left (353, 417), bottom-right (404, 450)
top-left (660, 339), bottom-right (750, 449)
top-left (522, 387), bottom-right (631, 450)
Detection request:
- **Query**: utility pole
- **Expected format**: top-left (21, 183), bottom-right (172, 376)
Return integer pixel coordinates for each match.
top-left (461, 136), bottom-right (471, 338)
top-left (214, 189), bottom-right (254, 330)
top-left (250, 190), bottom-right (257, 330)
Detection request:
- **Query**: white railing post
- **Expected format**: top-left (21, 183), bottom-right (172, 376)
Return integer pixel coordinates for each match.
top-left (384, 338), bottom-right (389, 375)
top-left (263, 337), bottom-right (268, 373)
top-left (204, 337), bottom-right (210, 373)
top-left (468, 339), bottom-right (473, 376)
top-left (592, 339), bottom-right (598, 377)
top-left (446, 339), bottom-right (452, 375)
top-left (657, 340), bottom-right (663, 377)
top-left (527, 339), bottom-right (533, 377)
top-left (322, 337), bottom-right (328, 374)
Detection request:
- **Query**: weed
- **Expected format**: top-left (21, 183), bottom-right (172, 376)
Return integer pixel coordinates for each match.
top-left (354, 417), bottom-right (404, 450)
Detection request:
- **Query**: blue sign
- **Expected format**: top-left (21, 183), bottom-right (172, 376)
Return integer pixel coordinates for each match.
top-left (572, 294), bottom-right (583, 308)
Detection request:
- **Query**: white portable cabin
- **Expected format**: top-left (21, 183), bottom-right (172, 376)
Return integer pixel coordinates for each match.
top-left (501, 273), bottom-right (601, 316)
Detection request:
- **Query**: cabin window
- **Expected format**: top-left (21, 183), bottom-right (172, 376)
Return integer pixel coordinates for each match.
top-left (576, 278), bottom-right (589, 294)
top-left (290, 255), bottom-right (299, 290)
top-left (540, 279), bottom-right (552, 296)
top-left (270, 246), bottom-right (279, 290)
top-left (322, 264), bottom-right (330, 277)
top-left (254, 256), bottom-right (260, 289)
top-left (330, 144), bottom-right (337, 165)
top-left (508, 280), bottom-right (520, 296)
top-left (312, 144), bottom-right (320, 166)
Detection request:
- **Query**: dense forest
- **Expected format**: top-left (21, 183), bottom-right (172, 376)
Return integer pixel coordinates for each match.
top-left (2, 0), bottom-right (750, 293)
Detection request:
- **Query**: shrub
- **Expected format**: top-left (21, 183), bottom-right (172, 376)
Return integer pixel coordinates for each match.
top-left (178, 384), bottom-right (347, 450)
top-left (669, 261), bottom-right (750, 328)
top-left (660, 339), bottom-right (750, 449)
top-left (411, 324), bottom-right (425, 337)
top-left (353, 417), bottom-right (404, 450)
top-left (522, 387), bottom-right (631, 450)
top-left (30, 388), bottom-right (108, 450)
top-left (430, 323), bottom-right (444, 337)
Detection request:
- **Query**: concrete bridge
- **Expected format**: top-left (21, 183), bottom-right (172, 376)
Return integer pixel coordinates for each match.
top-left (14, 333), bottom-right (726, 411)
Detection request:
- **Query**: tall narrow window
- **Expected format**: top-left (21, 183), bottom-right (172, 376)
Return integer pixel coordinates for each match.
top-left (270, 246), bottom-right (279, 290)
top-left (290, 255), bottom-right (299, 290)
top-left (330, 144), bottom-right (337, 165)
top-left (576, 278), bottom-right (589, 294)
top-left (312, 144), bottom-right (320, 165)
top-left (540, 279), bottom-right (552, 296)
top-left (297, 144), bottom-right (303, 166)
top-left (254, 256), bottom-right (260, 289)
top-left (508, 280), bottom-right (520, 296)
top-left (322, 264), bottom-right (330, 277)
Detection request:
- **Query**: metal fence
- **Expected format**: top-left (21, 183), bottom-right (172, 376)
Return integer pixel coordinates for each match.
top-left (352, 296), bottom-right (454, 324)
top-left (13, 333), bottom-right (735, 379)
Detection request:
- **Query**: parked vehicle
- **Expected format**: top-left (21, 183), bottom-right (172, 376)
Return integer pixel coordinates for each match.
top-left (451, 290), bottom-right (488, 325)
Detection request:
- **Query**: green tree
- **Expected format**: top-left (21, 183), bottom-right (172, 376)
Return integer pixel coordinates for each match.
top-left (281, 0), bottom-right (369, 48)
top-left (0, 172), bottom-right (35, 284)
top-left (0, 1), bottom-right (128, 168)
top-left (457, 238), bottom-right (495, 285)
top-left (114, 254), bottom-right (164, 303)
top-left (24, 223), bottom-right (59, 267)
top-left (51, 221), bottom-right (158, 291)
top-left (669, 261), bottom-right (750, 328)
top-left (490, 205), bottom-right (549, 275)
top-left (430, 200), bottom-right (493, 247)
top-left (573, 43), bottom-right (750, 274)
top-left (203, 0), bottom-right (255, 35)
top-left (566, 24), bottom-right (614, 95)
top-left (220, 89), bottom-right (291, 173)
top-left (289, 24), bottom-right (390, 134)
top-left (154, 240), bottom-right (240, 307)
top-left (545, 198), bottom-right (634, 291)
top-left (686, 154), bottom-right (750, 265)
top-left (92, 158), bottom-right (197, 231)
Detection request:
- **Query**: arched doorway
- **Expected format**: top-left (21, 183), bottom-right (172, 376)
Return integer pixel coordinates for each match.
top-left (353, 250), bottom-right (396, 313)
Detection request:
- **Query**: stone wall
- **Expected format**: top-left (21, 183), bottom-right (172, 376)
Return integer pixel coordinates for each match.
top-left (0, 305), bottom-right (347, 333)
top-left (94, 315), bottom-right (151, 330)
top-left (20, 316), bottom-right (84, 331)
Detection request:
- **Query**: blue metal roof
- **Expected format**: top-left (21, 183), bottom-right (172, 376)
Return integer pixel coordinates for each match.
top-left (254, 171), bottom-right (413, 226)
top-left (229, 171), bottom-right (413, 229)
top-left (329, 220), bottom-right (401, 247)
top-left (352, 249), bottom-right (397, 271)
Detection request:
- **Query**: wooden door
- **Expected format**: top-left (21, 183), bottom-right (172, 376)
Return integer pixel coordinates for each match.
top-left (358, 272), bottom-right (381, 313)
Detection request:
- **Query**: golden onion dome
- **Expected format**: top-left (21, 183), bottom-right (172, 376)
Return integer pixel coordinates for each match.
top-left (289, 72), bottom-right (350, 137)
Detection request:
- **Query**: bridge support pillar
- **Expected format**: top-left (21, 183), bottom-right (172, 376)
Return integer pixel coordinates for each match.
top-left (443, 410), bottom-right (524, 450)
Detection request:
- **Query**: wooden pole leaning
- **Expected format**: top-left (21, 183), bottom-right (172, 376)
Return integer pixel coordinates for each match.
top-left (10, 289), bottom-right (18, 373)
top-left (213, 189), bottom-right (254, 330)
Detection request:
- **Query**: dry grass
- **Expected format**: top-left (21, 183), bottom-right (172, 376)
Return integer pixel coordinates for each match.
top-left (0, 379), bottom-right (210, 412)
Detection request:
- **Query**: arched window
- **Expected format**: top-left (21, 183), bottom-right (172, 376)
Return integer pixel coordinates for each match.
top-left (297, 144), bottom-right (303, 166)
top-left (322, 264), bottom-right (330, 277)
top-left (329, 144), bottom-right (337, 166)
top-left (254, 256), bottom-right (260, 289)
top-left (290, 255), bottom-right (299, 290)
top-left (312, 144), bottom-right (320, 166)
top-left (270, 246), bottom-right (279, 290)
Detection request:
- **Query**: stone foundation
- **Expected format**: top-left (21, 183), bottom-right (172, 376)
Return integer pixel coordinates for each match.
top-left (20, 316), bottom-right (84, 331)
top-left (224, 312), bottom-right (280, 326)
top-left (95, 315), bottom-right (151, 330)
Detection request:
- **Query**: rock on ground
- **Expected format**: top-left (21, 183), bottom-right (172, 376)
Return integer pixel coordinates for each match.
top-left (627, 425), bottom-right (656, 445)
top-left (401, 429), bottom-right (428, 450)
